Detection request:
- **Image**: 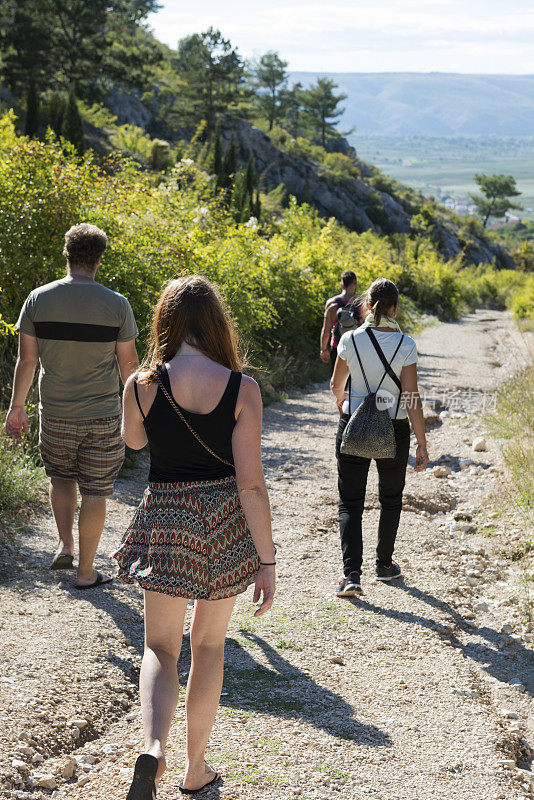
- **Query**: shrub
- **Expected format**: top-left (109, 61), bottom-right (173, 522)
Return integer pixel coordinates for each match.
top-left (512, 286), bottom-right (534, 320)
top-left (489, 365), bottom-right (534, 516)
top-left (0, 109), bottom-right (530, 407)
top-left (0, 427), bottom-right (45, 513)
top-left (321, 151), bottom-right (361, 180)
top-left (109, 123), bottom-right (154, 163)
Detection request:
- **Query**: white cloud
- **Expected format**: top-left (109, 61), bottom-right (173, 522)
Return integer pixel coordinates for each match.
top-left (147, 0), bottom-right (534, 73)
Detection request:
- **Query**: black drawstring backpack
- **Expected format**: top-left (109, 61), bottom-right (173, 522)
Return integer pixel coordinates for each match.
top-left (340, 328), bottom-right (404, 459)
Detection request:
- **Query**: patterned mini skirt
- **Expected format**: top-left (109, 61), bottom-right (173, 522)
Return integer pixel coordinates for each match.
top-left (113, 475), bottom-right (260, 600)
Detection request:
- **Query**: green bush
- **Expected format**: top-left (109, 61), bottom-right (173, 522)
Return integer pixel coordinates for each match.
top-left (109, 123), bottom-right (154, 163)
top-left (489, 365), bottom-right (534, 516)
top-left (458, 266), bottom-right (534, 319)
top-left (512, 285), bottom-right (534, 320)
top-left (1, 108), bottom-right (532, 409)
top-left (0, 427), bottom-right (45, 513)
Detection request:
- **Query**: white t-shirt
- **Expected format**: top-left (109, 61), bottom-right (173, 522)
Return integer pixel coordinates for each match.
top-left (337, 327), bottom-right (418, 419)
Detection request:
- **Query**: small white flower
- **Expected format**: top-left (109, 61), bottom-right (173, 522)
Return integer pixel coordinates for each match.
top-left (245, 216), bottom-right (258, 229)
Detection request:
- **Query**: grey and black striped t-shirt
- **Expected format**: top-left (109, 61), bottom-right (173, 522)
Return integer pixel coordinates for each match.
top-left (17, 278), bottom-right (138, 420)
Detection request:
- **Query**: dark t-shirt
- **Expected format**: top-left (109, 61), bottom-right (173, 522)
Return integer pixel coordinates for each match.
top-left (17, 279), bottom-right (138, 420)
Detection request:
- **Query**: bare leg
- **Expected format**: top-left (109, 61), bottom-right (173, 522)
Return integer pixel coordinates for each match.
top-left (76, 494), bottom-right (107, 584)
top-left (49, 478), bottom-right (76, 557)
top-left (182, 596), bottom-right (236, 791)
top-left (140, 589), bottom-right (188, 784)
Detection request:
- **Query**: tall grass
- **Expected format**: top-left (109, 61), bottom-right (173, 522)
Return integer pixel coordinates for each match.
top-left (489, 362), bottom-right (534, 520)
top-left (0, 426), bottom-right (45, 515)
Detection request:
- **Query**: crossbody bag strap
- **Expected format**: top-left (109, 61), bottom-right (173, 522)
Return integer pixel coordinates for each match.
top-left (154, 367), bottom-right (233, 468)
top-left (366, 329), bottom-right (405, 419)
top-left (133, 373), bottom-right (146, 421)
top-left (351, 334), bottom-right (371, 395)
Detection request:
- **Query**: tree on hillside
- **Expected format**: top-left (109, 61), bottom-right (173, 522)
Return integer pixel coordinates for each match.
top-left (281, 81), bottom-right (304, 138)
top-left (301, 78), bottom-right (347, 147)
top-left (47, 93), bottom-right (66, 137)
top-left (221, 133), bottom-right (237, 190)
top-left (232, 156), bottom-right (260, 222)
top-left (0, 0), bottom-right (161, 100)
top-left (470, 173), bottom-right (521, 228)
top-left (61, 88), bottom-right (84, 154)
top-left (0, 1), bottom-right (52, 95)
top-left (251, 51), bottom-right (288, 130)
top-left (211, 121), bottom-right (223, 185)
top-left (24, 79), bottom-right (40, 138)
top-left (173, 28), bottom-right (245, 130)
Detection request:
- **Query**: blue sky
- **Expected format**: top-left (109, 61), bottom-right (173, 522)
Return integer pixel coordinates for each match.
top-left (146, 0), bottom-right (534, 73)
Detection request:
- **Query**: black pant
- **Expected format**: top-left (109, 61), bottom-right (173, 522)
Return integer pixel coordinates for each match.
top-left (336, 415), bottom-right (410, 576)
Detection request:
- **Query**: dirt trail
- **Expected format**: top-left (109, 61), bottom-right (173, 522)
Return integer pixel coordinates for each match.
top-left (1, 310), bottom-right (533, 800)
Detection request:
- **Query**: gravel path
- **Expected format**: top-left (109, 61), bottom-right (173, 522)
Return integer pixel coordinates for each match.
top-left (1, 310), bottom-right (533, 800)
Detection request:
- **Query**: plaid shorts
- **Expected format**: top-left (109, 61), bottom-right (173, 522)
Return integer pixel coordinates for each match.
top-left (39, 415), bottom-right (125, 497)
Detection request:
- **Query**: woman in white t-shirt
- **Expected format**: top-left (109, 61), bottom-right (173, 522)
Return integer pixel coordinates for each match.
top-left (330, 278), bottom-right (429, 596)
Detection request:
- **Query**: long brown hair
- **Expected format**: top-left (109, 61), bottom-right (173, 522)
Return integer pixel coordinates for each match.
top-left (139, 275), bottom-right (242, 382)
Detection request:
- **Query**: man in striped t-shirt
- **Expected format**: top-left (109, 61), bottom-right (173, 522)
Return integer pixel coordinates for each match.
top-left (6, 224), bottom-right (139, 589)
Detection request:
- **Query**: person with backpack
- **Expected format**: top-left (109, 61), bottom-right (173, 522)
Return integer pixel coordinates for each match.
top-left (115, 275), bottom-right (275, 797)
top-left (320, 270), bottom-right (361, 374)
top-left (330, 278), bottom-right (429, 596)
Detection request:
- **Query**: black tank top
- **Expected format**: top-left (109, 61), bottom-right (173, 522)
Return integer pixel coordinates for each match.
top-left (134, 365), bottom-right (242, 483)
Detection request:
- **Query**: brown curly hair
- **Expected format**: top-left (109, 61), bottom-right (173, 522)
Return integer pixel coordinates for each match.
top-left (63, 223), bottom-right (108, 270)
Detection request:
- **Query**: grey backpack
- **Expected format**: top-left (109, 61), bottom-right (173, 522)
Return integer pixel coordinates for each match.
top-left (340, 329), bottom-right (404, 459)
top-left (336, 302), bottom-right (361, 336)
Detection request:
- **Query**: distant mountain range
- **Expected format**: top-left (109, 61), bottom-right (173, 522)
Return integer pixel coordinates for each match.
top-left (289, 72), bottom-right (534, 137)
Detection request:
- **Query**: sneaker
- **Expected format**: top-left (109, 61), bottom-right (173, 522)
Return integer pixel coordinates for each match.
top-left (375, 561), bottom-right (402, 581)
top-left (336, 571), bottom-right (362, 596)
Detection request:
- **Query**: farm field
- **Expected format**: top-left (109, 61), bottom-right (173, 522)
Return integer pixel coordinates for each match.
top-left (354, 135), bottom-right (534, 220)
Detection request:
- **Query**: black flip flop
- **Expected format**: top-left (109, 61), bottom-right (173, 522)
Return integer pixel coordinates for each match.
top-left (178, 764), bottom-right (221, 795)
top-left (126, 754), bottom-right (158, 800)
top-left (74, 571), bottom-right (113, 590)
top-left (50, 553), bottom-right (74, 570)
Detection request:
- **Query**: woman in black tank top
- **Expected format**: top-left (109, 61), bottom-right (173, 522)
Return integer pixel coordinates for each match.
top-left (114, 276), bottom-right (276, 798)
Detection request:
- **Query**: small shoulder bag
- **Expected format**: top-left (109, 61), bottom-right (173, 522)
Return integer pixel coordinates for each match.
top-left (340, 330), bottom-right (404, 459)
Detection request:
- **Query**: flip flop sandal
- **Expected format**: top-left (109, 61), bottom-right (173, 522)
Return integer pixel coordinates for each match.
top-left (74, 571), bottom-right (113, 590)
top-left (178, 763), bottom-right (221, 795)
top-left (126, 754), bottom-right (158, 800)
top-left (50, 553), bottom-right (74, 570)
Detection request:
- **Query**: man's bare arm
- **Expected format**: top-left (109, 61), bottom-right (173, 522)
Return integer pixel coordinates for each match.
top-left (320, 303), bottom-right (338, 357)
top-left (5, 333), bottom-right (40, 441)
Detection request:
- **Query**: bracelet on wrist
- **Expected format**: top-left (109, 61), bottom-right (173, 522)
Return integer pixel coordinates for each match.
top-left (260, 561), bottom-right (276, 566)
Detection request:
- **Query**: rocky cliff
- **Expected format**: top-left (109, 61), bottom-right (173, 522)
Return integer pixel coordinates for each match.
top-left (221, 121), bottom-right (514, 269)
top-left (103, 90), bottom-right (514, 268)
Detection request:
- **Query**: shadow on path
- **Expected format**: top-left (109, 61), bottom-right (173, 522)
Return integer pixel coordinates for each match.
top-left (346, 578), bottom-right (534, 696)
top-left (208, 631), bottom-right (391, 745)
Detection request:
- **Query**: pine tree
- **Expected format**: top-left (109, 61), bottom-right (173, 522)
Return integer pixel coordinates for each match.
top-left (254, 190), bottom-right (262, 220)
top-left (48, 93), bottom-right (65, 137)
top-left (61, 88), bottom-right (84, 155)
top-left (24, 79), bottom-right (40, 138)
top-left (252, 51), bottom-right (288, 130)
top-left (301, 78), bottom-right (347, 148)
top-left (232, 169), bottom-right (246, 219)
top-left (213, 121), bottom-right (223, 186)
top-left (173, 28), bottom-right (245, 129)
top-left (221, 133), bottom-right (237, 189)
top-left (245, 155), bottom-right (256, 197)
